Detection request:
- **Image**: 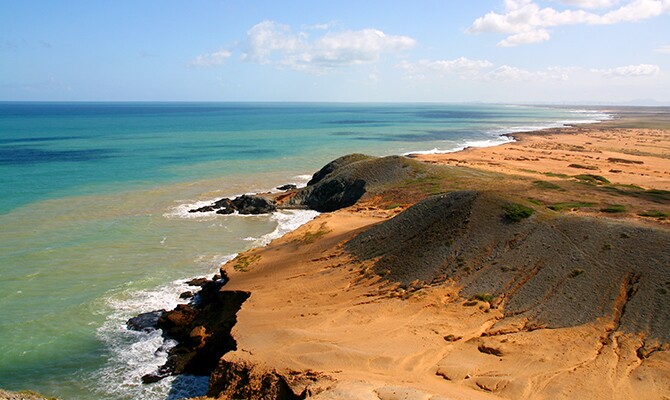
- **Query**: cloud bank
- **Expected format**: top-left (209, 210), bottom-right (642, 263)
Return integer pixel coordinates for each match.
top-left (469, 0), bottom-right (670, 46)
top-left (191, 21), bottom-right (416, 72)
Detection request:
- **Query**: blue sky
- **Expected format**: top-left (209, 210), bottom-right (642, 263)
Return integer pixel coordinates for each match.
top-left (1, 0), bottom-right (669, 103)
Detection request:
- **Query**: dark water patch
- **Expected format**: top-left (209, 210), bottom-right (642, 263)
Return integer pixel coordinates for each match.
top-left (236, 148), bottom-right (275, 155)
top-left (324, 119), bottom-right (388, 125)
top-left (414, 110), bottom-right (501, 119)
top-left (0, 147), bottom-right (114, 165)
top-left (0, 136), bottom-right (83, 145)
top-left (330, 131), bottom-right (360, 136)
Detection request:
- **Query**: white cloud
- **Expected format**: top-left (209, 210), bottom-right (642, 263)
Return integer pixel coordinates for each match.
top-left (241, 20), bottom-right (416, 71)
top-left (592, 63), bottom-right (661, 76)
top-left (190, 49), bottom-right (232, 67)
top-left (398, 58), bottom-right (572, 82)
top-left (469, 0), bottom-right (670, 46)
top-left (398, 57), bottom-right (493, 79)
top-left (499, 29), bottom-right (551, 46)
top-left (655, 44), bottom-right (670, 53)
top-left (485, 65), bottom-right (571, 80)
top-left (558, 0), bottom-right (621, 8)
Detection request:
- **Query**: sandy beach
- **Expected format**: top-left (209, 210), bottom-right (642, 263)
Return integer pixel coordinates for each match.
top-left (164, 110), bottom-right (670, 400)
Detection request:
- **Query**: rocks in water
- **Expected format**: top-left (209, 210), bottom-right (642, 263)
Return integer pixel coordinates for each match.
top-left (189, 154), bottom-right (422, 214)
top-left (126, 310), bottom-right (165, 332)
top-left (276, 184), bottom-right (297, 191)
top-left (179, 291), bottom-right (194, 299)
top-left (189, 194), bottom-right (276, 215)
top-left (188, 205), bottom-right (216, 213)
top-left (213, 198), bottom-right (236, 214)
top-left (141, 274), bottom-right (251, 384)
top-left (232, 195), bottom-right (277, 215)
top-left (186, 277), bottom-right (209, 287)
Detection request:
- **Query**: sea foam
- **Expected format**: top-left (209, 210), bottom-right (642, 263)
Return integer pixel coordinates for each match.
top-left (95, 207), bottom-right (318, 399)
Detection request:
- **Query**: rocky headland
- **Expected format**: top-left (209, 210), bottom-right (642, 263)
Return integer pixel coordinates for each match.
top-left (138, 113), bottom-right (670, 400)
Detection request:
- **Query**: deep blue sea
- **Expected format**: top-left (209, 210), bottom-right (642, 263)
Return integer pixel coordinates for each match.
top-left (0, 103), bottom-right (609, 399)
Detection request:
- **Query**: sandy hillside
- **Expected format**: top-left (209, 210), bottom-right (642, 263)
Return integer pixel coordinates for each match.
top-left (181, 115), bottom-right (670, 400)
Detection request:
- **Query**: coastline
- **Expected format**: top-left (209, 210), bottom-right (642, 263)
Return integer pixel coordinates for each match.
top-left (3, 104), bottom-right (665, 399)
top-left (143, 108), bottom-right (670, 399)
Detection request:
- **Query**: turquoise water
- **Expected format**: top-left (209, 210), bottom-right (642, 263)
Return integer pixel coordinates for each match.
top-left (0, 103), bottom-right (608, 399)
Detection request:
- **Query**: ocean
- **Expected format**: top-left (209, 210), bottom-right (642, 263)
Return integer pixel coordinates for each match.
top-left (0, 102), bottom-right (609, 399)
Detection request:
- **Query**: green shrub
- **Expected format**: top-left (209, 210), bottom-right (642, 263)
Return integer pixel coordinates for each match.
top-left (474, 293), bottom-right (494, 303)
top-left (569, 164), bottom-right (599, 170)
top-left (638, 210), bottom-right (669, 220)
top-left (533, 180), bottom-right (562, 190)
top-left (543, 172), bottom-right (570, 178)
top-left (503, 203), bottom-right (534, 222)
top-left (601, 204), bottom-right (626, 213)
top-left (574, 174), bottom-right (610, 184)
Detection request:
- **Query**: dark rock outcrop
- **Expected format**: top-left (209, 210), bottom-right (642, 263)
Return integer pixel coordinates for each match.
top-left (277, 184), bottom-right (298, 191)
top-left (127, 310), bottom-right (165, 332)
top-left (189, 195), bottom-right (276, 215)
top-left (285, 154), bottom-right (419, 212)
top-left (232, 195), bottom-right (277, 215)
top-left (207, 361), bottom-right (303, 400)
top-left (347, 191), bottom-right (670, 341)
top-left (189, 154), bottom-right (423, 214)
top-left (140, 276), bottom-right (250, 384)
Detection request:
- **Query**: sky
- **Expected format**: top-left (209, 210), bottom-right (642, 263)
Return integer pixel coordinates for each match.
top-left (1, 0), bottom-right (669, 104)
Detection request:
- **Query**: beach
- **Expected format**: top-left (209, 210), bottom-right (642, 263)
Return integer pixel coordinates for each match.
top-left (0, 103), bottom-right (613, 399)
top-left (171, 108), bottom-right (670, 400)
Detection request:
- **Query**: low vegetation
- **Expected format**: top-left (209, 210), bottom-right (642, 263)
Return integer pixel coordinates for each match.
top-left (574, 174), bottom-right (610, 184)
top-left (474, 293), bottom-right (494, 303)
top-left (543, 172), bottom-right (570, 178)
top-left (502, 203), bottom-right (534, 222)
top-left (533, 180), bottom-right (562, 190)
top-left (638, 210), bottom-right (669, 220)
top-left (601, 204), bottom-right (626, 213)
top-left (547, 201), bottom-right (595, 211)
top-left (568, 163), bottom-right (599, 170)
top-left (233, 254), bottom-right (261, 272)
top-left (296, 222), bottom-right (332, 244)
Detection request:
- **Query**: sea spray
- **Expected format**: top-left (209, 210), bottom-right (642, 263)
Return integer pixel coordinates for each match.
top-left (93, 209), bottom-right (318, 399)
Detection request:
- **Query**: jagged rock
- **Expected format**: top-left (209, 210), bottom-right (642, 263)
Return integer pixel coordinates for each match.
top-left (186, 277), bottom-right (209, 287)
top-left (188, 205), bottom-right (216, 213)
top-left (126, 310), bottom-right (165, 332)
top-left (232, 195), bottom-right (277, 214)
top-left (208, 360), bottom-right (301, 400)
top-left (277, 184), bottom-right (297, 191)
top-left (179, 291), bottom-right (194, 299)
top-left (213, 197), bottom-right (235, 210)
top-left (141, 373), bottom-right (166, 384)
top-left (144, 289), bottom-right (250, 383)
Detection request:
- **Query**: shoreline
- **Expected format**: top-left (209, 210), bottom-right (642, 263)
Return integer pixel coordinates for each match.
top-left (2, 104), bottom-right (662, 400)
top-left (139, 109), bottom-right (670, 399)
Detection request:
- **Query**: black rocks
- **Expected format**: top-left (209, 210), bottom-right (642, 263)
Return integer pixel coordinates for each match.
top-left (232, 195), bottom-right (277, 215)
top-left (276, 184), bottom-right (297, 191)
top-left (189, 194), bottom-right (276, 215)
top-left (127, 310), bottom-right (165, 332)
